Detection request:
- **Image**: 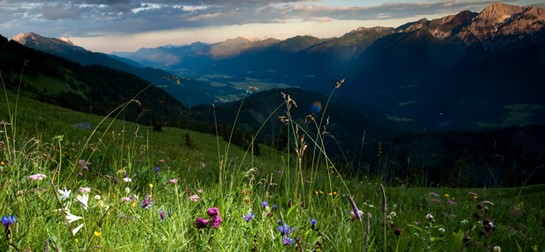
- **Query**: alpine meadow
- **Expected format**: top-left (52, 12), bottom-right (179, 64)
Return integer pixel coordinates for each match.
top-left (1, 2), bottom-right (545, 252)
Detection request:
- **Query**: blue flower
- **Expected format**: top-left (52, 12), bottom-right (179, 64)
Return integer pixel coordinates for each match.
top-left (282, 236), bottom-right (294, 246)
top-left (311, 219), bottom-right (317, 229)
top-left (261, 201), bottom-right (268, 208)
top-left (278, 223), bottom-right (294, 235)
top-left (243, 213), bottom-right (255, 222)
top-left (1, 215), bottom-right (16, 229)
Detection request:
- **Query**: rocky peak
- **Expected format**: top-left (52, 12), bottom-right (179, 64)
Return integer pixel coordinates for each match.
top-left (11, 32), bottom-right (86, 53)
top-left (477, 2), bottom-right (525, 24)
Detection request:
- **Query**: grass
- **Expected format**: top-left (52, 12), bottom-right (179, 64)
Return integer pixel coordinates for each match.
top-left (1, 78), bottom-right (545, 252)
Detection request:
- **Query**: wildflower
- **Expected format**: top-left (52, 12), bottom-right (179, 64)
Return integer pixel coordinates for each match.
top-left (278, 224), bottom-right (293, 235)
top-left (272, 204), bottom-right (279, 211)
top-left (94, 231), bottom-right (102, 237)
top-left (243, 213), bottom-right (256, 222)
top-left (28, 173), bottom-right (47, 181)
top-left (480, 200), bottom-right (494, 206)
top-left (154, 166), bottom-right (160, 175)
top-left (493, 245), bottom-right (501, 252)
top-left (120, 197), bottom-right (131, 202)
top-left (169, 178), bottom-right (178, 184)
top-left (197, 188), bottom-right (203, 193)
top-left (78, 160), bottom-right (89, 170)
top-left (460, 219), bottom-right (469, 225)
top-left (149, 183), bottom-right (154, 189)
top-left (72, 223), bottom-right (84, 235)
top-left (159, 210), bottom-right (166, 221)
top-left (444, 193), bottom-right (450, 198)
top-left (351, 208), bottom-right (364, 220)
top-left (438, 227), bottom-right (446, 233)
top-left (76, 193), bottom-right (89, 211)
top-left (65, 211), bottom-right (83, 224)
top-left (282, 236), bottom-right (294, 246)
top-left (207, 208), bottom-right (219, 217)
top-left (261, 201), bottom-right (269, 208)
top-left (188, 194), bottom-right (200, 202)
top-left (1, 215), bottom-right (16, 229)
top-left (94, 195), bottom-right (101, 200)
top-left (468, 192), bottom-right (478, 199)
top-left (394, 227), bottom-right (402, 236)
top-left (131, 201), bottom-right (137, 208)
top-left (78, 187), bottom-right (91, 194)
top-left (201, 162), bottom-right (206, 168)
top-left (123, 177), bottom-right (132, 183)
top-left (426, 213), bottom-right (435, 222)
top-left (142, 195), bottom-right (153, 209)
top-left (431, 198), bottom-right (441, 204)
top-left (195, 217), bottom-right (208, 229)
top-left (429, 192), bottom-right (440, 197)
top-left (125, 187), bottom-right (130, 194)
top-left (58, 189), bottom-right (71, 201)
top-left (447, 199), bottom-right (457, 207)
top-left (211, 216), bottom-right (222, 228)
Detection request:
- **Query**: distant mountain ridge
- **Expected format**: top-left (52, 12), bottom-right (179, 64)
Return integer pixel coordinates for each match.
top-left (114, 2), bottom-right (545, 132)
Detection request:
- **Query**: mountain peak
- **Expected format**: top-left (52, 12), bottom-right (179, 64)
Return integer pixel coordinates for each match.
top-left (11, 32), bottom-right (86, 53)
top-left (477, 2), bottom-right (525, 24)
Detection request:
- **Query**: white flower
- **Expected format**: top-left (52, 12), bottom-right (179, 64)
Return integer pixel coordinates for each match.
top-left (438, 227), bottom-right (445, 233)
top-left (94, 195), bottom-right (101, 200)
top-left (58, 189), bottom-right (71, 201)
top-left (65, 211), bottom-right (83, 224)
top-left (460, 219), bottom-right (469, 225)
top-left (72, 223), bottom-right (84, 235)
top-left (426, 213), bottom-right (435, 222)
top-left (123, 177), bottom-right (132, 183)
top-left (493, 245), bottom-right (501, 252)
top-left (76, 193), bottom-right (89, 211)
top-left (125, 187), bottom-right (131, 194)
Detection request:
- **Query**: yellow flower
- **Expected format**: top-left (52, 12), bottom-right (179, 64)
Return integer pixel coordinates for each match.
top-left (149, 183), bottom-right (154, 189)
top-left (131, 201), bottom-right (137, 208)
top-left (0, 161), bottom-right (4, 165)
top-left (444, 193), bottom-right (450, 198)
top-left (473, 195), bottom-right (478, 200)
top-left (94, 231), bottom-right (102, 237)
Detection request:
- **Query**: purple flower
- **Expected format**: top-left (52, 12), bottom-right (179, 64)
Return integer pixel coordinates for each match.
top-left (394, 227), bottom-right (402, 236)
top-left (195, 217), bottom-right (208, 229)
top-left (78, 160), bottom-right (89, 170)
top-left (159, 210), bottom-right (166, 221)
top-left (207, 208), bottom-right (219, 217)
top-left (142, 195), bottom-right (153, 209)
top-left (429, 192), bottom-right (440, 197)
top-left (1, 215), bottom-right (16, 229)
top-left (243, 213), bottom-right (256, 222)
top-left (261, 201), bottom-right (269, 208)
top-left (28, 173), bottom-right (47, 181)
top-left (278, 224), bottom-right (293, 235)
top-left (447, 199), bottom-right (457, 207)
top-left (431, 198), bottom-right (442, 204)
top-left (282, 236), bottom-right (294, 246)
top-left (211, 216), bottom-right (222, 228)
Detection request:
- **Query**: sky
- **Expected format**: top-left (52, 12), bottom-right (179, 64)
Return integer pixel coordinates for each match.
top-left (1, 0), bottom-right (544, 53)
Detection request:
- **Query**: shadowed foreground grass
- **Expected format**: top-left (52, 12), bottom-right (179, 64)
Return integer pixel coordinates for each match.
top-left (1, 92), bottom-right (544, 252)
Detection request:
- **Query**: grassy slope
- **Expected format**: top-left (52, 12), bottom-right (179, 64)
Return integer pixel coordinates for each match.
top-left (1, 90), bottom-right (544, 251)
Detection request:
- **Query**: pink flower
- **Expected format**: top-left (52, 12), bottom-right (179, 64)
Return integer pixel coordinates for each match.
top-left (78, 187), bottom-right (91, 194)
top-left (28, 173), bottom-right (47, 181)
top-left (429, 192), bottom-right (440, 197)
top-left (195, 217), bottom-right (208, 229)
top-left (169, 178), bottom-right (178, 184)
top-left (197, 188), bottom-right (203, 193)
top-left (207, 208), bottom-right (219, 217)
top-left (211, 216), bottom-right (222, 229)
top-left (121, 197), bottom-right (131, 202)
top-left (431, 198), bottom-right (442, 204)
top-left (188, 194), bottom-right (200, 202)
top-left (123, 177), bottom-right (132, 183)
top-left (447, 199), bottom-right (457, 207)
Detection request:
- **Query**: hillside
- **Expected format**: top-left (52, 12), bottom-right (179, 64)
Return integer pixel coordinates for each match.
top-left (0, 35), bottom-right (185, 127)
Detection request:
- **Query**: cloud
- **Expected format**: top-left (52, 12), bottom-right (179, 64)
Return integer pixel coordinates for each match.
top-left (0, 0), bottom-right (533, 40)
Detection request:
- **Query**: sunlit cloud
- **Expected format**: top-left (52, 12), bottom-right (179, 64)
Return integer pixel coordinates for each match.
top-left (0, 0), bottom-right (540, 52)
